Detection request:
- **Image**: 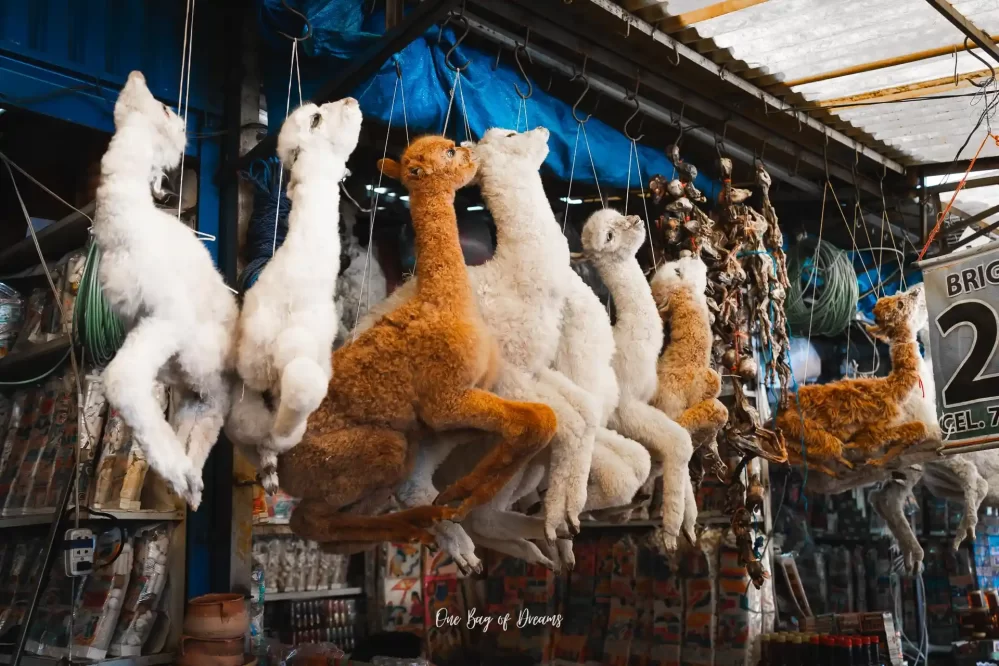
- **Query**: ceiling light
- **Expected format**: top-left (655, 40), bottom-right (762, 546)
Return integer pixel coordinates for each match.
top-left (467, 205), bottom-right (484, 211)
top-left (374, 187), bottom-right (388, 194)
top-left (560, 197), bottom-right (583, 205)
top-left (400, 195), bottom-right (410, 202)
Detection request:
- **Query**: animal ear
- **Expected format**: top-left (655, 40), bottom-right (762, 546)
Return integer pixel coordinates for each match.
top-left (627, 215), bottom-right (642, 224)
top-left (377, 158), bottom-right (402, 180)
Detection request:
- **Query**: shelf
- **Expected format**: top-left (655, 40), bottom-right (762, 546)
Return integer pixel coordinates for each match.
top-left (254, 523), bottom-right (293, 536)
top-left (0, 653), bottom-right (174, 666)
top-left (0, 202), bottom-right (95, 275)
top-left (0, 336), bottom-right (72, 383)
top-left (266, 587), bottom-right (363, 602)
top-left (0, 508), bottom-right (184, 529)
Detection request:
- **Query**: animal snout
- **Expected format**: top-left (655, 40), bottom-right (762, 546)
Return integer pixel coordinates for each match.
top-left (341, 97), bottom-right (359, 107)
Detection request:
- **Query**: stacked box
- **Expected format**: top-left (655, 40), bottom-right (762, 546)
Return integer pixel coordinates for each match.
top-left (925, 496), bottom-right (948, 536)
top-left (585, 536), bottom-right (616, 664)
top-left (76, 375), bottom-right (109, 508)
top-left (826, 547), bottom-right (854, 613)
top-left (27, 379), bottom-right (75, 511)
top-left (650, 547), bottom-right (682, 666)
top-left (715, 543), bottom-right (755, 666)
top-left (382, 543), bottom-right (424, 636)
top-left (0, 390), bottom-right (33, 507)
top-left (5, 377), bottom-right (63, 515)
top-left (680, 543), bottom-right (715, 666)
top-left (552, 540), bottom-right (597, 665)
top-left (603, 537), bottom-right (638, 665)
top-left (629, 545), bottom-right (657, 666)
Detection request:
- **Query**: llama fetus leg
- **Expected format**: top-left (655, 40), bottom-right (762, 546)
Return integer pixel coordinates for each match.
top-left (612, 399), bottom-right (694, 551)
top-left (676, 399), bottom-right (729, 441)
top-left (466, 532), bottom-right (557, 570)
top-left (271, 326), bottom-right (328, 440)
top-left (682, 472), bottom-right (698, 543)
top-left (871, 469), bottom-right (924, 573)
top-left (425, 389), bottom-right (557, 520)
top-left (104, 318), bottom-right (198, 505)
top-left (942, 457), bottom-right (988, 549)
top-left (280, 425), bottom-right (422, 514)
top-left (538, 368), bottom-right (600, 540)
top-left (778, 414), bottom-right (852, 469)
top-left (784, 449), bottom-right (841, 477)
top-left (290, 499), bottom-right (453, 544)
top-left (865, 422), bottom-right (930, 467)
top-left (584, 428), bottom-right (652, 511)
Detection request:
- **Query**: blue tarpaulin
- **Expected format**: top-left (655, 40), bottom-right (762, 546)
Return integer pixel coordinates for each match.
top-left (257, 0), bottom-right (720, 199)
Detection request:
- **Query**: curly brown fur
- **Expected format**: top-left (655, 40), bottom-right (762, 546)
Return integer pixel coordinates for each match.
top-left (278, 136), bottom-right (557, 544)
top-left (651, 256), bottom-right (729, 450)
top-left (776, 286), bottom-right (929, 469)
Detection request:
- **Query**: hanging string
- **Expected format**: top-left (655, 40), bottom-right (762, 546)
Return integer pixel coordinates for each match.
top-left (272, 38), bottom-right (302, 256)
top-left (175, 0), bottom-right (196, 222)
top-left (580, 123), bottom-right (604, 207)
top-left (562, 124), bottom-right (581, 234)
top-left (456, 73), bottom-right (472, 143)
top-left (442, 68), bottom-right (461, 137)
top-left (879, 170), bottom-right (907, 290)
top-left (353, 75), bottom-right (399, 340)
top-left (631, 140), bottom-right (658, 272)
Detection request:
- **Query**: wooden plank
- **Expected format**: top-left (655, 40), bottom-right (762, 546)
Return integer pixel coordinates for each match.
top-left (814, 68), bottom-right (991, 109)
top-left (786, 40), bottom-right (999, 88)
top-left (657, 0), bottom-right (768, 31)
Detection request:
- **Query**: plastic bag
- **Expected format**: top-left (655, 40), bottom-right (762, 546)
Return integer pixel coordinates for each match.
top-left (70, 529), bottom-right (133, 660)
top-left (109, 524), bottom-right (171, 655)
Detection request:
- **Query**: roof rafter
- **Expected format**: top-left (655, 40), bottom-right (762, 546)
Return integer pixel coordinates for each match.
top-left (657, 0), bottom-right (768, 32)
top-left (813, 68), bottom-right (991, 109)
top-left (924, 0), bottom-right (999, 65)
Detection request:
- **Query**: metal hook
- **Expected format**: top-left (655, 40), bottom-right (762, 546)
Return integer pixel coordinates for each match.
top-left (492, 44), bottom-right (502, 71)
top-left (443, 14), bottom-right (470, 72)
top-left (673, 103), bottom-right (686, 146)
top-left (756, 138), bottom-right (769, 167)
top-left (268, 0), bottom-right (313, 41)
top-left (570, 74), bottom-right (592, 124)
top-left (513, 30), bottom-right (533, 100)
top-left (624, 75), bottom-right (644, 141)
top-left (667, 39), bottom-right (681, 67)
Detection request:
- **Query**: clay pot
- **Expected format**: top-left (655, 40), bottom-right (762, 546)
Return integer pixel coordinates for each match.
top-left (178, 635), bottom-right (244, 666)
top-left (183, 593), bottom-right (248, 640)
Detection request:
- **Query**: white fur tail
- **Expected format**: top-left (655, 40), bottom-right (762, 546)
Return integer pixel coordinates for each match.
top-left (260, 449), bottom-right (280, 494)
top-left (272, 357), bottom-right (327, 438)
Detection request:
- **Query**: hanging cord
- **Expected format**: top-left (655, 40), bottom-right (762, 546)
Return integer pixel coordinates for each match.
top-left (175, 0), bottom-right (196, 222)
top-left (352, 75), bottom-right (401, 340)
top-left (918, 131), bottom-right (997, 260)
top-left (272, 37), bottom-right (303, 256)
top-left (631, 143), bottom-right (657, 272)
top-left (562, 68), bottom-right (590, 233)
top-left (879, 168), bottom-right (907, 290)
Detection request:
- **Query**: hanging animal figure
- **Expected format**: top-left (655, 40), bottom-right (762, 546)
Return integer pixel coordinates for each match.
top-left (230, 98), bottom-right (363, 493)
top-left (279, 135), bottom-right (558, 544)
top-left (651, 254), bottom-right (729, 466)
top-left (95, 71), bottom-right (238, 509)
top-left (359, 128), bottom-right (605, 571)
top-left (776, 284), bottom-right (930, 475)
top-left (577, 210), bottom-right (694, 550)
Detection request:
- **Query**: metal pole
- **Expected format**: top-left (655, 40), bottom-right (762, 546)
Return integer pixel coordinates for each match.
top-left (465, 13), bottom-right (822, 194)
top-left (923, 0), bottom-right (999, 65)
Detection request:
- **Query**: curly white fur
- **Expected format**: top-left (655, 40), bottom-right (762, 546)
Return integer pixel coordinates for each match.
top-left (95, 71), bottom-right (238, 509)
top-left (231, 99), bottom-right (362, 492)
top-left (579, 210), bottom-right (693, 550)
top-left (335, 204), bottom-right (386, 348)
top-left (360, 128), bottom-right (601, 568)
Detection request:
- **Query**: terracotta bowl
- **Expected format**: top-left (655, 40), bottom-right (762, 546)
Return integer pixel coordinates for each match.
top-left (183, 593), bottom-right (249, 640)
top-left (178, 635), bottom-right (244, 666)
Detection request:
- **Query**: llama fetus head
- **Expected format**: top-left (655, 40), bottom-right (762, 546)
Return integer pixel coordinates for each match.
top-left (376, 135), bottom-right (477, 193)
top-left (650, 254), bottom-right (709, 310)
top-left (277, 98), bottom-right (363, 174)
top-left (580, 210), bottom-right (646, 264)
top-left (112, 71), bottom-right (187, 195)
top-left (867, 283), bottom-right (926, 343)
top-left (471, 127), bottom-right (550, 180)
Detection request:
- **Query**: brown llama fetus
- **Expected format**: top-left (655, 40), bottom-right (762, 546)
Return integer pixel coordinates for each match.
top-left (776, 285), bottom-right (928, 474)
top-left (279, 136), bottom-right (557, 544)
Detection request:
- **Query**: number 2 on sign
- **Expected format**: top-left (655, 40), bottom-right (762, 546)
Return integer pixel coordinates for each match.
top-left (937, 299), bottom-right (999, 407)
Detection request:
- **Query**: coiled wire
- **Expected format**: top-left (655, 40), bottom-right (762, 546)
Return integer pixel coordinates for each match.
top-left (785, 236), bottom-right (858, 338)
top-left (73, 240), bottom-right (126, 367)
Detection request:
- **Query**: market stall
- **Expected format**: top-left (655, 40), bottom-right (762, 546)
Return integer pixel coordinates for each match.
top-left (5, 0), bottom-right (999, 664)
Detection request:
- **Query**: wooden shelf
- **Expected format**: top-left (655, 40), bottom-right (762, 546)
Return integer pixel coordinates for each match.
top-left (266, 586), bottom-right (363, 602)
top-left (0, 653), bottom-right (174, 666)
top-left (0, 335), bottom-right (72, 383)
top-left (0, 202), bottom-right (94, 275)
top-left (0, 508), bottom-right (184, 529)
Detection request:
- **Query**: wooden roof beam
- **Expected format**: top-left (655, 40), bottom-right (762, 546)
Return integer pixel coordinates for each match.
top-left (812, 68), bottom-right (991, 110)
top-left (924, 0), bottom-right (999, 66)
top-left (784, 39), bottom-right (999, 88)
top-left (657, 0), bottom-right (769, 32)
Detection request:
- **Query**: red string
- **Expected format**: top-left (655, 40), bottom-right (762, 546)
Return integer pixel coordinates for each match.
top-left (918, 376), bottom-right (925, 399)
top-left (918, 132), bottom-right (998, 261)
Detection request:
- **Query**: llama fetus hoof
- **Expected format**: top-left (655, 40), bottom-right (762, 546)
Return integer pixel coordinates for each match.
top-left (557, 540), bottom-right (575, 571)
top-left (682, 526), bottom-right (696, 547)
top-left (567, 514), bottom-right (581, 537)
top-left (837, 457), bottom-right (854, 469)
top-left (656, 529), bottom-right (679, 553)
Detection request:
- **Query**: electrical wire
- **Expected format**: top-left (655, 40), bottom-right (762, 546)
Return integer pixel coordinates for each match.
top-left (73, 240), bottom-right (126, 366)
top-left (786, 237), bottom-right (859, 337)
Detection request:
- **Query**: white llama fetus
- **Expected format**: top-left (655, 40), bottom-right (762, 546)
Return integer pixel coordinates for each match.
top-left (95, 71), bottom-right (238, 509)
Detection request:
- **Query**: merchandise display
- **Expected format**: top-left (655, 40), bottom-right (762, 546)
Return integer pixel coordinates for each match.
top-left (7, 0), bottom-right (999, 663)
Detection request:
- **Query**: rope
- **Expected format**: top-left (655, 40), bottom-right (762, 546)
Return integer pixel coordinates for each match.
top-left (176, 0), bottom-right (196, 222)
top-left (918, 131), bottom-right (997, 260)
top-left (562, 124), bottom-right (581, 234)
top-left (272, 37), bottom-right (302, 256)
top-left (786, 236), bottom-right (858, 337)
top-left (631, 140), bottom-right (657, 272)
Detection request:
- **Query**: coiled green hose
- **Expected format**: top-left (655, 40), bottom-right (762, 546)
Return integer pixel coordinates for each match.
top-left (73, 241), bottom-right (125, 367)
top-left (785, 237), bottom-right (858, 338)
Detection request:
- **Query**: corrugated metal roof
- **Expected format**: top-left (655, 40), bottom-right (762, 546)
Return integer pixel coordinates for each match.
top-left (642, 0), bottom-right (999, 165)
